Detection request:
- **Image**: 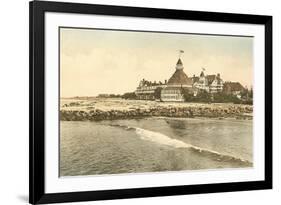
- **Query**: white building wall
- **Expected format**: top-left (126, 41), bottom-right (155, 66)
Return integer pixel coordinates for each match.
top-left (161, 88), bottom-right (185, 102)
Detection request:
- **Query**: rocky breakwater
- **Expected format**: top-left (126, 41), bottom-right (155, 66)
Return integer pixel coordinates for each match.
top-left (60, 103), bottom-right (253, 121)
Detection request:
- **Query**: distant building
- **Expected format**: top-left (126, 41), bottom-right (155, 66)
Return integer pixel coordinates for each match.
top-left (223, 82), bottom-right (245, 98)
top-left (193, 71), bottom-right (223, 93)
top-left (135, 79), bottom-right (166, 100)
top-left (161, 58), bottom-right (193, 102)
top-left (134, 53), bottom-right (246, 102)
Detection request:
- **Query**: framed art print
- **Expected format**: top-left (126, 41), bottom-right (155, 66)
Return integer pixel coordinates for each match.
top-left (29, 1), bottom-right (272, 204)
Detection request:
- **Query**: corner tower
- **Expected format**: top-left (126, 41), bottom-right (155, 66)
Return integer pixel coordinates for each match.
top-left (161, 52), bottom-right (193, 102)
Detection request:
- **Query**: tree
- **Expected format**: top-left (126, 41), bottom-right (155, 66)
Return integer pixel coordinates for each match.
top-left (249, 87), bottom-right (253, 98)
top-left (182, 89), bottom-right (212, 103)
top-left (213, 92), bottom-right (241, 104)
top-left (154, 87), bottom-right (163, 99)
top-left (197, 90), bottom-right (212, 103)
top-left (122, 92), bottom-right (137, 100)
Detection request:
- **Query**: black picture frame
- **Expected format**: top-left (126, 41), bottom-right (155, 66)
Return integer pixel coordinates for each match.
top-left (29, 0), bottom-right (272, 204)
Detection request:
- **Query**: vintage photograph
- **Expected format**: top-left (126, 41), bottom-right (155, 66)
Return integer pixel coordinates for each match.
top-left (59, 27), bottom-right (253, 177)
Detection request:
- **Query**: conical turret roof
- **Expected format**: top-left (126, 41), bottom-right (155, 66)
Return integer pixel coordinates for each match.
top-left (167, 69), bottom-right (193, 85)
top-left (167, 58), bottom-right (192, 85)
top-left (176, 58), bottom-right (183, 65)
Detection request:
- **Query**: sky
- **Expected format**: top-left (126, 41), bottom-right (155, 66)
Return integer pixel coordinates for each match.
top-left (60, 27), bottom-right (253, 97)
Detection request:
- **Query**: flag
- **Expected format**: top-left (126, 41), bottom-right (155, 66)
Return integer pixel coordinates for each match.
top-left (202, 67), bottom-right (206, 71)
top-left (179, 50), bottom-right (184, 53)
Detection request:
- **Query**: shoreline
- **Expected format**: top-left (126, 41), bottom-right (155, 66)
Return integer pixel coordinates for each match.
top-left (60, 111), bottom-right (252, 121)
top-left (60, 99), bottom-right (253, 121)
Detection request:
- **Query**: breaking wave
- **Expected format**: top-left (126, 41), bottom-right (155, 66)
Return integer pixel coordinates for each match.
top-left (107, 124), bottom-right (252, 166)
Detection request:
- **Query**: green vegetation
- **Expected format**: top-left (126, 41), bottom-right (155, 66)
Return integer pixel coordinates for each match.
top-left (121, 92), bottom-right (137, 100)
top-left (154, 87), bottom-right (163, 100)
top-left (97, 92), bottom-right (137, 100)
top-left (182, 89), bottom-right (253, 105)
top-left (182, 90), bottom-right (212, 103)
top-left (97, 94), bottom-right (121, 98)
top-left (108, 94), bottom-right (121, 98)
top-left (213, 93), bottom-right (243, 104)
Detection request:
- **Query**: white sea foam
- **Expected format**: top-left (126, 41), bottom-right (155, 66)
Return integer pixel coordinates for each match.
top-left (135, 127), bottom-right (192, 148)
top-left (134, 127), bottom-right (250, 164)
top-left (107, 123), bottom-right (252, 164)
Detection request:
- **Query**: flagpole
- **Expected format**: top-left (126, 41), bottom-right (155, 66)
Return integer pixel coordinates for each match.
top-left (178, 50), bottom-right (184, 58)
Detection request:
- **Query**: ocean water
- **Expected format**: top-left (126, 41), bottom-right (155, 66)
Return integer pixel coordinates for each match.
top-left (60, 117), bottom-right (252, 176)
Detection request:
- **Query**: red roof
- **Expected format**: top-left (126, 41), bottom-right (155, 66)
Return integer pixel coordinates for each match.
top-left (167, 69), bottom-right (193, 85)
top-left (223, 82), bottom-right (245, 92)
